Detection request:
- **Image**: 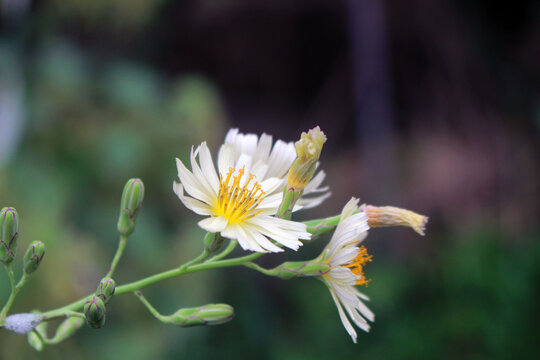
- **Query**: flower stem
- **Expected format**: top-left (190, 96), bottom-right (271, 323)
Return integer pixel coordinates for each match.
top-left (0, 265), bottom-right (29, 324)
top-left (106, 235), bottom-right (128, 278)
top-left (208, 239), bottom-right (237, 262)
top-left (40, 252), bottom-right (263, 320)
top-left (133, 291), bottom-right (167, 322)
top-left (243, 262), bottom-right (276, 276)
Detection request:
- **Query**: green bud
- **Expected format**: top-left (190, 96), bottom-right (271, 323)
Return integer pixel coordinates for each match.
top-left (0, 207), bottom-right (19, 264)
top-left (52, 317), bottom-right (85, 343)
top-left (27, 331), bottom-right (43, 352)
top-left (23, 241), bottom-right (46, 274)
top-left (83, 296), bottom-right (106, 329)
top-left (167, 304), bottom-right (234, 327)
top-left (272, 261), bottom-right (330, 280)
top-left (117, 178), bottom-right (144, 236)
top-left (96, 277), bottom-right (116, 304)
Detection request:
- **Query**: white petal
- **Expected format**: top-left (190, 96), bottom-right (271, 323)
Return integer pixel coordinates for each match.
top-left (173, 182), bottom-right (213, 216)
top-left (198, 216), bottom-right (228, 233)
top-left (224, 128), bottom-right (239, 144)
top-left (199, 142), bottom-right (220, 191)
top-left (190, 146), bottom-right (216, 198)
top-left (175, 157), bottom-right (214, 204)
top-left (296, 192), bottom-right (332, 210)
top-left (217, 144), bottom-right (235, 176)
top-left (259, 177), bottom-right (283, 194)
top-left (329, 288), bottom-right (358, 343)
top-left (303, 170), bottom-right (327, 194)
top-left (223, 224), bottom-right (265, 252)
top-left (254, 133), bottom-right (272, 164)
top-left (266, 140), bottom-right (296, 178)
top-left (245, 226), bottom-right (284, 253)
top-left (344, 303), bottom-right (371, 332)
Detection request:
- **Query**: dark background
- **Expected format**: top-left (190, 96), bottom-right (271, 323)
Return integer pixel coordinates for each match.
top-left (0, 0), bottom-right (538, 359)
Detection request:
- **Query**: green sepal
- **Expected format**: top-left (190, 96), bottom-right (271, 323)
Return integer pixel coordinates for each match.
top-left (0, 207), bottom-right (19, 264)
top-left (117, 178), bottom-right (144, 236)
top-left (83, 296), bottom-right (106, 329)
top-left (203, 233), bottom-right (225, 255)
top-left (276, 186), bottom-right (302, 220)
top-left (23, 241), bottom-right (46, 274)
top-left (271, 260), bottom-right (330, 279)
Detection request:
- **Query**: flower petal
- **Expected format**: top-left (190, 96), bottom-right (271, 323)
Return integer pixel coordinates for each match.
top-left (198, 216), bottom-right (228, 233)
top-left (173, 182), bottom-right (213, 215)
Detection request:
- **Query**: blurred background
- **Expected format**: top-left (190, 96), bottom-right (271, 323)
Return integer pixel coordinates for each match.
top-left (0, 0), bottom-right (539, 359)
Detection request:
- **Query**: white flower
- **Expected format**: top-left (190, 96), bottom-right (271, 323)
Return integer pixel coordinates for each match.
top-left (220, 129), bottom-right (330, 210)
top-left (173, 142), bottom-right (311, 253)
top-left (320, 197), bottom-right (374, 343)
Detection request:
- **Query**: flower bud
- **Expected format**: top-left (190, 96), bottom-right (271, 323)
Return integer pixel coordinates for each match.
top-left (167, 304), bottom-right (234, 327)
top-left (96, 277), bottom-right (116, 304)
top-left (27, 331), bottom-right (43, 351)
top-left (84, 296), bottom-right (106, 329)
top-left (0, 207), bottom-right (19, 264)
top-left (271, 261), bottom-right (330, 280)
top-left (23, 241), bottom-right (46, 274)
top-left (363, 205), bottom-right (428, 236)
top-left (52, 317), bottom-right (85, 343)
top-left (287, 127), bottom-right (327, 191)
top-left (117, 178), bottom-right (144, 236)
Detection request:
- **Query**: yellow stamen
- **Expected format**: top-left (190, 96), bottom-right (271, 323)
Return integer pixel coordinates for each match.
top-left (344, 246), bottom-right (372, 286)
top-left (215, 167), bottom-right (265, 223)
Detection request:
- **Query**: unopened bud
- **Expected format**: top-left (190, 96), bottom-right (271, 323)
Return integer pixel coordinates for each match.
top-left (363, 205), bottom-right (428, 236)
top-left (52, 317), bottom-right (85, 343)
top-left (117, 178), bottom-right (144, 236)
top-left (84, 296), bottom-right (106, 329)
top-left (271, 261), bottom-right (330, 280)
top-left (167, 304), bottom-right (234, 327)
top-left (96, 277), bottom-right (116, 304)
top-left (0, 207), bottom-right (19, 264)
top-left (23, 241), bottom-right (45, 274)
top-left (27, 331), bottom-right (43, 351)
top-left (287, 127), bottom-right (327, 191)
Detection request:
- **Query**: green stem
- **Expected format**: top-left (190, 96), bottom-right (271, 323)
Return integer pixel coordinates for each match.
top-left (243, 262), bottom-right (276, 276)
top-left (304, 213), bottom-right (343, 239)
top-left (0, 265), bottom-right (29, 324)
top-left (133, 291), bottom-right (167, 322)
top-left (41, 252), bottom-right (263, 320)
top-left (106, 235), bottom-right (128, 278)
top-left (208, 240), bottom-right (237, 262)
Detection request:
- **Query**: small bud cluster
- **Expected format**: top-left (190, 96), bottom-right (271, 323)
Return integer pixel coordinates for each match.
top-left (84, 277), bottom-right (116, 329)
